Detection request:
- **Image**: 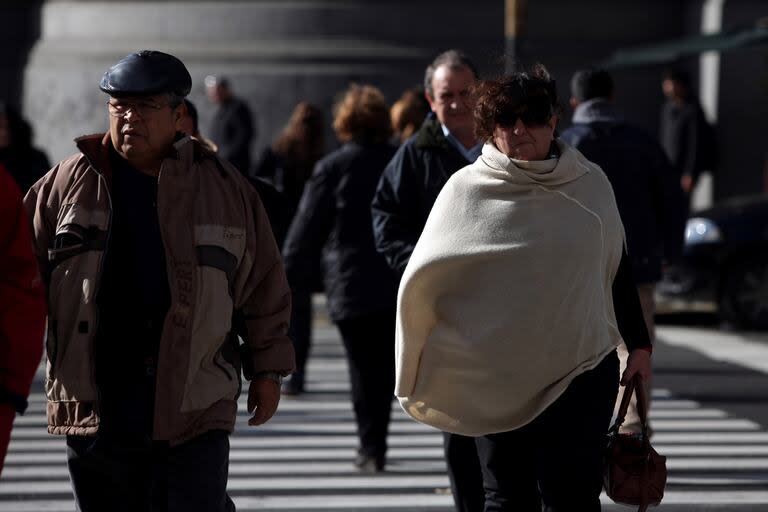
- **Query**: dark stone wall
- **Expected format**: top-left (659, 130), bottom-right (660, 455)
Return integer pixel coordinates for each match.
top-left (0, 1), bottom-right (42, 109)
top-left (519, 0), bottom-right (687, 137)
top-left (23, 0), bottom-right (504, 164)
top-left (7, 0), bottom-right (766, 199)
top-left (717, 1), bottom-right (768, 198)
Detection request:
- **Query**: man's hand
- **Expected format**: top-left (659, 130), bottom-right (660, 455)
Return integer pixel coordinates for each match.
top-left (620, 348), bottom-right (652, 386)
top-left (247, 378), bottom-right (281, 426)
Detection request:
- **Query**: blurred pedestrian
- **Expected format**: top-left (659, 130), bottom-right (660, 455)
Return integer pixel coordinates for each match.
top-left (181, 98), bottom-right (291, 246)
top-left (659, 69), bottom-right (717, 196)
top-left (562, 69), bottom-right (686, 434)
top-left (395, 65), bottom-right (652, 511)
top-left (371, 49), bottom-right (485, 512)
top-left (390, 88), bottom-right (430, 144)
top-left (0, 103), bottom-right (51, 194)
top-left (179, 98), bottom-right (218, 152)
top-left (25, 50), bottom-right (294, 512)
top-left (206, 74), bottom-right (255, 176)
top-left (253, 101), bottom-right (326, 395)
top-left (0, 164), bottom-right (46, 477)
top-left (283, 84), bottom-right (397, 472)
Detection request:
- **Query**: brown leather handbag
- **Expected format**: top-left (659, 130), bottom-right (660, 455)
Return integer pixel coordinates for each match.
top-left (603, 374), bottom-right (667, 512)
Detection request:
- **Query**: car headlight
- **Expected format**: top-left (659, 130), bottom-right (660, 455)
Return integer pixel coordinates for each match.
top-left (685, 217), bottom-right (723, 245)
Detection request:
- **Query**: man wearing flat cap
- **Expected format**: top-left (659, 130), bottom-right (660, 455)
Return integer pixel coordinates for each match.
top-left (24, 50), bottom-right (295, 511)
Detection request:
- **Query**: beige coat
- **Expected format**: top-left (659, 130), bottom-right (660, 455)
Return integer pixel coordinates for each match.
top-left (25, 133), bottom-right (295, 444)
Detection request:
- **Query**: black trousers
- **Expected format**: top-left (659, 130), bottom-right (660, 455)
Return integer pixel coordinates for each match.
top-left (474, 351), bottom-right (620, 512)
top-left (66, 429), bottom-right (236, 512)
top-left (444, 432), bottom-right (486, 512)
top-left (336, 310), bottom-right (396, 458)
top-left (288, 289), bottom-right (313, 378)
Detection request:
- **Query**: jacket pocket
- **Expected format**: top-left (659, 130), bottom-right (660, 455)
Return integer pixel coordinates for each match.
top-left (195, 245), bottom-right (237, 297)
top-left (180, 245), bottom-right (240, 412)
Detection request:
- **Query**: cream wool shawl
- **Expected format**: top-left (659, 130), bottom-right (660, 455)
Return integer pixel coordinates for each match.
top-left (395, 140), bottom-right (625, 436)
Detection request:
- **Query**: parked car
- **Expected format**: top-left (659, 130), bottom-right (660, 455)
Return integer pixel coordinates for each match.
top-left (656, 194), bottom-right (768, 329)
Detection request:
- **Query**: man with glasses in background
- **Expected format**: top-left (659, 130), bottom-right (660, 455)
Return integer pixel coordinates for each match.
top-left (24, 50), bottom-right (294, 511)
top-left (371, 49), bottom-right (486, 512)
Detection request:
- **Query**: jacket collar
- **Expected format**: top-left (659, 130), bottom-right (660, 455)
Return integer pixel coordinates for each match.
top-left (75, 133), bottom-right (113, 175)
top-left (414, 112), bottom-right (453, 151)
top-left (73, 132), bottom-right (209, 179)
top-left (572, 98), bottom-right (623, 124)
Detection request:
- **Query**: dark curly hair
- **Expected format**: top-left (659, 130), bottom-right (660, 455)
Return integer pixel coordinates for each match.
top-left (332, 84), bottom-right (392, 144)
top-left (473, 64), bottom-right (561, 142)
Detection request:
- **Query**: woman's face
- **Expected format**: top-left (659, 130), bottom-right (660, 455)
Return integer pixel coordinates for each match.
top-left (493, 115), bottom-right (557, 161)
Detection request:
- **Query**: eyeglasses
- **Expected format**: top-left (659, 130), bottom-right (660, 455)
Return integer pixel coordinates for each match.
top-left (107, 99), bottom-right (169, 119)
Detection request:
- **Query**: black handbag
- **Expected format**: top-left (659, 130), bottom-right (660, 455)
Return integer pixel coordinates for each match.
top-left (603, 374), bottom-right (667, 512)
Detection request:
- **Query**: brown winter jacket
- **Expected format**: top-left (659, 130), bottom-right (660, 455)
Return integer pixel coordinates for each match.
top-left (24, 133), bottom-right (295, 444)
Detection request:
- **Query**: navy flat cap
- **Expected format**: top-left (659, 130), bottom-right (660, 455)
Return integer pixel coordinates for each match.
top-left (99, 50), bottom-right (192, 97)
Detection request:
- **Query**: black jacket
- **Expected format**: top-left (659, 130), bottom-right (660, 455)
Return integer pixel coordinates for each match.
top-left (561, 99), bottom-right (686, 283)
top-left (371, 114), bottom-right (473, 276)
top-left (283, 142), bottom-right (398, 321)
top-left (659, 98), bottom-right (717, 183)
top-left (209, 97), bottom-right (254, 176)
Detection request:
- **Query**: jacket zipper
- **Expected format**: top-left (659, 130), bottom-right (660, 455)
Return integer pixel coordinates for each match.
top-left (90, 169), bottom-right (113, 424)
top-left (155, 164), bottom-right (176, 439)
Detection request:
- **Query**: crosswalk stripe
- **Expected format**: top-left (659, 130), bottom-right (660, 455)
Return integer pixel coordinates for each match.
top-left (2, 325), bottom-right (767, 511)
top-left (4, 490), bottom-right (768, 512)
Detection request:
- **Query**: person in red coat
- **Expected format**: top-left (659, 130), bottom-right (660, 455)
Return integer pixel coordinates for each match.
top-left (0, 163), bottom-right (46, 476)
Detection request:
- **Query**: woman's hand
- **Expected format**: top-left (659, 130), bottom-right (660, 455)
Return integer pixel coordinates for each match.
top-left (620, 348), bottom-right (652, 386)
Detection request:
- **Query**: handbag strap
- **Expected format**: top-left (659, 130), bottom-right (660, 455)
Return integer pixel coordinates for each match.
top-left (609, 374), bottom-right (657, 512)
top-left (609, 374), bottom-right (650, 440)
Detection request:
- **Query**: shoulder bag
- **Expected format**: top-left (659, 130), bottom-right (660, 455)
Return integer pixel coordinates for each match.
top-left (603, 374), bottom-right (667, 511)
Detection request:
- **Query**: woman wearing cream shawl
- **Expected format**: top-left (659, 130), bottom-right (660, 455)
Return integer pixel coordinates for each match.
top-left (395, 65), bottom-right (652, 511)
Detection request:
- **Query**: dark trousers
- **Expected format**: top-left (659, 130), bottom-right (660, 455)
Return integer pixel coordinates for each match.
top-left (289, 289), bottom-right (313, 378)
top-left (66, 429), bottom-right (236, 512)
top-left (336, 310), bottom-right (396, 458)
top-left (444, 432), bottom-right (486, 512)
top-left (474, 351), bottom-right (620, 512)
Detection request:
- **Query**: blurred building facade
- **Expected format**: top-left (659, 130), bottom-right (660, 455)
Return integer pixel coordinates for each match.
top-left (3, 0), bottom-right (766, 201)
top-left (15, 0), bottom-right (504, 167)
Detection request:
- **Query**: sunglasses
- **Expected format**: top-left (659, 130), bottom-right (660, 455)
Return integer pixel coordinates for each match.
top-left (495, 95), bottom-right (553, 128)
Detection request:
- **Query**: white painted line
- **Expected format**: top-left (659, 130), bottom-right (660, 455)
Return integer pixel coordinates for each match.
top-left (228, 447), bottom-right (447, 461)
top-left (2, 491), bottom-right (768, 511)
top-left (654, 444), bottom-right (768, 455)
top-left (651, 399), bottom-right (704, 409)
top-left (669, 476), bottom-right (768, 486)
top-left (649, 409), bottom-right (727, 418)
top-left (653, 432), bottom-right (768, 443)
top-left (667, 457), bottom-right (768, 470)
top-left (649, 419), bottom-right (760, 430)
top-left (658, 326), bottom-right (768, 374)
top-left (8, 434), bottom-right (445, 452)
top-left (0, 475), bottom-right (452, 495)
top-left (0, 460), bottom-right (448, 479)
top-left (613, 490), bottom-right (768, 504)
